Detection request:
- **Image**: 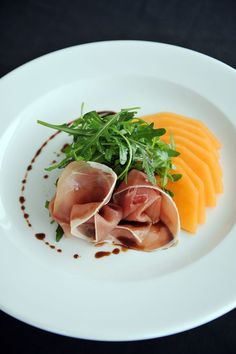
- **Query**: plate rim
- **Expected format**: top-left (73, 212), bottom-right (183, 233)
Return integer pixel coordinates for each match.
top-left (1, 39), bottom-right (236, 83)
top-left (0, 40), bottom-right (236, 341)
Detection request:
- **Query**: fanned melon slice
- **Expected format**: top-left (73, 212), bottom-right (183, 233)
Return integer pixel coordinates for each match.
top-left (175, 135), bottom-right (223, 182)
top-left (162, 135), bottom-right (223, 192)
top-left (174, 157), bottom-right (206, 224)
top-left (164, 164), bottom-right (199, 233)
top-left (142, 113), bottom-right (219, 149)
top-left (163, 112), bottom-right (221, 149)
top-left (175, 144), bottom-right (216, 207)
top-left (165, 125), bottom-right (219, 159)
top-left (142, 111), bottom-right (223, 233)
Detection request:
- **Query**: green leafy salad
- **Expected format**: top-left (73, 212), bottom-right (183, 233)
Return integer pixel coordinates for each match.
top-left (37, 107), bottom-right (181, 193)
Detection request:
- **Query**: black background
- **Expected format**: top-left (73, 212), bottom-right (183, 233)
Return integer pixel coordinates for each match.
top-left (0, 0), bottom-right (236, 353)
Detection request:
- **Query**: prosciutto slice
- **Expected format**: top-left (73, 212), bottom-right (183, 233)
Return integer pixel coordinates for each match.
top-left (111, 170), bottom-right (180, 251)
top-left (49, 161), bottom-right (120, 241)
top-left (49, 162), bottom-right (179, 251)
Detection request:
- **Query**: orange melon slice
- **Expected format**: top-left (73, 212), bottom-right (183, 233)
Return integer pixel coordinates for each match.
top-left (175, 144), bottom-right (216, 207)
top-left (174, 157), bottom-right (206, 224)
top-left (164, 125), bottom-right (219, 159)
top-left (164, 164), bottom-right (199, 233)
top-left (142, 111), bottom-right (223, 233)
top-left (142, 113), bottom-right (219, 149)
top-left (162, 135), bottom-right (223, 193)
top-left (163, 112), bottom-right (221, 149)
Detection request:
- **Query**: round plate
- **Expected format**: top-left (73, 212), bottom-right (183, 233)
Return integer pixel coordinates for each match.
top-left (0, 40), bottom-right (236, 341)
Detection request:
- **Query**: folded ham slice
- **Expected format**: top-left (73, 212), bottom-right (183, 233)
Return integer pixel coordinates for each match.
top-left (49, 162), bottom-right (179, 251)
top-left (49, 161), bottom-right (120, 241)
top-left (111, 170), bottom-right (180, 251)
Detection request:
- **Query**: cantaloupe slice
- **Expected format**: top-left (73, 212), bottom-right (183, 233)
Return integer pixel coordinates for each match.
top-left (174, 157), bottom-right (206, 224)
top-left (163, 112), bottom-right (221, 149)
top-left (164, 125), bottom-right (219, 159)
top-left (142, 112), bottom-right (223, 233)
top-left (176, 134), bottom-right (223, 181)
top-left (164, 164), bottom-right (199, 233)
top-left (142, 113), bottom-right (219, 149)
top-left (175, 144), bottom-right (216, 207)
top-left (162, 135), bottom-right (223, 193)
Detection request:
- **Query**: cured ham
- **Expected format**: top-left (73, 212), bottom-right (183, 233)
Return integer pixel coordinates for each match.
top-left (49, 161), bottom-right (119, 240)
top-left (76, 203), bottom-right (123, 243)
top-left (111, 170), bottom-right (180, 250)
top-left (49, 162), bottom-right (179, 251)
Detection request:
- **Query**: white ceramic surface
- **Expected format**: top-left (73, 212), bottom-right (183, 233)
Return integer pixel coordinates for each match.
top-left (0, 40), bottom-right (235, 341)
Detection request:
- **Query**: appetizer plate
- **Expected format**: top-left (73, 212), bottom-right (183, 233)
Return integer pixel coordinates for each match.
top-left (0, 40), bottom-right (236, 341)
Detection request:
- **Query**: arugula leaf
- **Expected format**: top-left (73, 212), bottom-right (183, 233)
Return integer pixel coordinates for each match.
top-left (37, 108), bottom-right (182, 188)
top-left (163, 188), bottom-right (174, 198)
top-left (171, 173), bottom-right (182, 182)
top-left (56, 224), bottom-right (64, 242)
top-left (141, 151), bottom-right (156, 185)
top-left (119, 143), bottom-right (128, 165)
top-left (167, 149), bottom-right (180, 158)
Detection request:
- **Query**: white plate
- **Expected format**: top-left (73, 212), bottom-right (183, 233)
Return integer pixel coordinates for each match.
top-left (0, 40), bottom-right (236, 341)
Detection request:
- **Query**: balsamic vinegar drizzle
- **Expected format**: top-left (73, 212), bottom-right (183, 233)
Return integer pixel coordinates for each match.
top-left (94, 247), bottom-right (124, 259)
top-left (95, 251), bottom-right (111, 259)
top-left (35, 233), bottom-right (46, 240)
top-left (73, 254), bottom-right (80, 259)
top-left (35, 233), bottom-right (62, 253)
top-left (19, 130), bottom-right (61, 252)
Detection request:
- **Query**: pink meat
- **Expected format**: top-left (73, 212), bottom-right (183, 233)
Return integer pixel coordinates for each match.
top-left (76, 203), bottom-right (123, 242)
top-left (111, 221), bottom-right (173, 251)
top-left (111, 170), bottom-right (179, 251)
top-left (49, 161), bottom-right (120, 240)
top-left (113, 187), bottom-right (162, 223)
top-left (49, 163), bottom-right (179, 251)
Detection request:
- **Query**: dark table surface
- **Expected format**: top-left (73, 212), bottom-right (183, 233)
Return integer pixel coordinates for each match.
top-left (1, 0), bottom-right (236, 353)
